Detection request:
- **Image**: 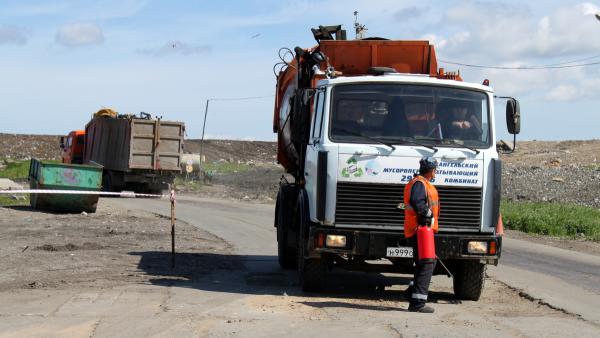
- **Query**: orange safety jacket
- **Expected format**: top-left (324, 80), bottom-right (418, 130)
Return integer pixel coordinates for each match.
top-left (403, 175), bottom-right (440, 238)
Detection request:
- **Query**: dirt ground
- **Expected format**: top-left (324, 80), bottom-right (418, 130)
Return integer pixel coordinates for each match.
top-left (0, 201), bottom-right (232, 292)
top-left (1, 200), bottom-right (599, 337)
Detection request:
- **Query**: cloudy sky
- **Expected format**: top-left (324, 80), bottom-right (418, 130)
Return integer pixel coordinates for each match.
top-left (1, 0), bottom-right (599, 140)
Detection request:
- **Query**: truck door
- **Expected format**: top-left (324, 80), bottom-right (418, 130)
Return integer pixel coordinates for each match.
top-left (305, 88), bottom-right (326, 222)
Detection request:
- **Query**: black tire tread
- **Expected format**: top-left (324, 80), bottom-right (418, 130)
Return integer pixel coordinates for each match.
top-left (276, 184), bottom-right (298, 270)
top-left (277, 224), bottom-right (297, 269)
top-left (453, 261), bottom-right (486, 301)
top-left (300, 258), bottom-right (327, 292)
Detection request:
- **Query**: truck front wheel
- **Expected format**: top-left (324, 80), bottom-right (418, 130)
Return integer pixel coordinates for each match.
top-left (453, 261), bottom-right (486, 301)
top-left (277, 216), bottom-right (297, 269)
top-left (296, 192), bottom-right (326, 292)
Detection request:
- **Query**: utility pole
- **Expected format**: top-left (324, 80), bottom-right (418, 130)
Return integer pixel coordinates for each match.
top-left (199, 99), bottom-right (210, 174)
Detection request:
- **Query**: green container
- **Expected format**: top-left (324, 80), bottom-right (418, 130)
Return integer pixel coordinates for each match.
top-left (29, 159), bottom-right (103, 213)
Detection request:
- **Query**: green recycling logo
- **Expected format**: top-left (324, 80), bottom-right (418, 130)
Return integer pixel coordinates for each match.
top-left (341, 156), bottom-right (364, 178)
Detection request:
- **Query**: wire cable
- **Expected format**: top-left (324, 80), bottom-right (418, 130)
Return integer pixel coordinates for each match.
top-left (542, 53), bottom-right (600, 66)
top-left (439, 59), bottom-right (600, 70)
top-left (208, 95), bottom-right (273, 102)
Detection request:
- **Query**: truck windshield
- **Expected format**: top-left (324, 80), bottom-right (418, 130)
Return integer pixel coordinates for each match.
top-left (329, 83), bottom-right (490, 148)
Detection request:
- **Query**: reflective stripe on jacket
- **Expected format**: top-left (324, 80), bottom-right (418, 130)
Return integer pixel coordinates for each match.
top-left (404, 175), bottom-right (440, 238)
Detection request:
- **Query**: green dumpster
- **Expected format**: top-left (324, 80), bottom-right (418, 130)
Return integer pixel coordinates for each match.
top-left (29, 158), bottom-right (103, 213)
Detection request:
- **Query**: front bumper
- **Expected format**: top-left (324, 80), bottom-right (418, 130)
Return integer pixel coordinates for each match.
top-left (309, 227), bottom-right (502, 262)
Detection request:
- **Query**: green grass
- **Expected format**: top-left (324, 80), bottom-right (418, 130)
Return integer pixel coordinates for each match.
top-left (173, 162), bottom-right (251, 191)
top-left (501, 200), bottom-right (600, 241)
top-left (201, 162), bottom-right (251, 174)
top-left (0, 195), bottom-right (29, 206)
top-left (173, 176), bottom-right (204, 191)
top-left (0, 159), bottom-right (31, 180)
top-left (0, 159), bottom-right (61, 180)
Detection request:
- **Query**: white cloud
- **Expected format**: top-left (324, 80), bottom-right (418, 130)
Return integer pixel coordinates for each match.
top-left (418, 2), bottom-right (600, 101)
top-left (136, 40), bottom-right (212, 57)
top-left (434, 1), bottom-right (600, 61)
top-left (579, 2), bottom-right (600, 15)
top-left (55, 23), bottom-right (104, 47)
top-left (420, 33), bottom-right (447, 49)
top-left (545, 85), bottom-right (581, 101)
top-left (0, 25), bottom-right (29, 45)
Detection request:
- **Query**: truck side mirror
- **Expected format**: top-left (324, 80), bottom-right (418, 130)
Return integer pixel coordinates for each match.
top-left (60, 136), bottom-right (65, 149)
top-left (506, 98), bottom-right (521, 135)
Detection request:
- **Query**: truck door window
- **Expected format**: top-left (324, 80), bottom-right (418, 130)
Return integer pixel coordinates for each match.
top-left (312, 91), bottom-right (325, 140)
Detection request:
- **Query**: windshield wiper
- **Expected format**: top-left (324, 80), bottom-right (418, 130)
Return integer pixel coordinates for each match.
top-left (440, 139), bottom-right (481, 154)
top-left (333, 127), bottom-right (396, 150)
top-left (379, 136), bottom-right (438, 153)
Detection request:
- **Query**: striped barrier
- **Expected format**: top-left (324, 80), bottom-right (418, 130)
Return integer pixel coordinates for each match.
top-left (0, 189), bottom-right (165, 198)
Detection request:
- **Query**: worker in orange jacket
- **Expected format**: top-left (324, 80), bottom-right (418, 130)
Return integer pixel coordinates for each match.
top-left (403, 157), bottom-right (439, 313)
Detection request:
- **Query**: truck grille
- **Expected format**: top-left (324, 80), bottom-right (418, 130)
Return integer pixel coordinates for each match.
top-left (335, 182), bottom-right (482, 229)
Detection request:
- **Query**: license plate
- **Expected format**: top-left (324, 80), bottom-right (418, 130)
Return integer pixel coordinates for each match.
top-left (386, 246), bottom-right (413, 258)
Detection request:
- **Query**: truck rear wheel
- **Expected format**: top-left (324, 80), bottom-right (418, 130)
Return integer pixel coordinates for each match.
top-left (453, 261), bottom-right (486, 301)
top-left (276, 185), bottom-right (298, 270)
top-left (295, 192), bottom-right (326, 292)
top-left (102, 172), bottom-right (113, 193)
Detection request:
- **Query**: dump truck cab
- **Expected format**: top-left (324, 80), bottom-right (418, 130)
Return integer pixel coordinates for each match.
top-left (60, 130), bottom-right (85, 164)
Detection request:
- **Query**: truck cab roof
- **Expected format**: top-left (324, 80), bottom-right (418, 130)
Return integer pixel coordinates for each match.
top-left (318, 74), bottom-right (494, 93)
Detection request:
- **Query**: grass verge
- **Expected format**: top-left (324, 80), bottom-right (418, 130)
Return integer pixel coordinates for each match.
top-left (501, 200), bottom-right (600, 241)
top-left (202, 162), bottom-right (251, 174)
top-left (0, 160), bottom-right (31, 180)
top-left (0, 195), bottom-right (29, 207)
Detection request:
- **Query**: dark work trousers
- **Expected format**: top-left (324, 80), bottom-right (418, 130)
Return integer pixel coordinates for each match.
top-left (408, 235), bottom-right (437, 309)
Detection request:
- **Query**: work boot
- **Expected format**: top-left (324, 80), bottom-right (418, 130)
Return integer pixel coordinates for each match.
top-left (408, 305), bottom-right (435, 313)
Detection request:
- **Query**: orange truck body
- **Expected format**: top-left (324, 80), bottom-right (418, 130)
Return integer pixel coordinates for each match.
top-left (273, 39), bottom-right (461, 173)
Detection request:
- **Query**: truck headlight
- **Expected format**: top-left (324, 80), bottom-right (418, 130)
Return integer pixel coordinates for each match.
top-left (467, 241), bottom-right (488, 254)
top-left (326, 235), bottom-right (347, 248)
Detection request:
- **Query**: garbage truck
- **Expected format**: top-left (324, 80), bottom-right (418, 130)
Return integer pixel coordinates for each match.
top-left (272, 25), bottom-right (521, 300)
top-left (61, 110), bottom-right (185, 193)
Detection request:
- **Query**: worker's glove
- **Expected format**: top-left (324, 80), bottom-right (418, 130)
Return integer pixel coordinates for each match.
top-left (421, 209), bottom-right (434, 227)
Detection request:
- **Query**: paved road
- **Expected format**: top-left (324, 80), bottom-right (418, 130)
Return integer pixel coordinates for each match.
top-left (488, 237), bottom-right (600, 324)
top-left (119, 197), bottom-right (600, 328)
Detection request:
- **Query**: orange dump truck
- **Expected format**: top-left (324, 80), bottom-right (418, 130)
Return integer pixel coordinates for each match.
top-left (61, 110), bottom-right (185, 193)
top-left (272, 25), bottom-right (521, 298)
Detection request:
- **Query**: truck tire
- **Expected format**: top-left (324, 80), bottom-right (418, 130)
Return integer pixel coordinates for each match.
top-left (101, 172), bottom-right (113, 194)
top-left (453, 261), bottom-right (486, 301)
top-left (295, 191), bottom-right (326, 292)
top-left (276, 185), bottom-right (298, 270)
top-left (277, 221), bottom-right (296, 269)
